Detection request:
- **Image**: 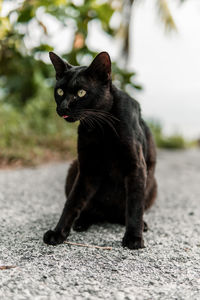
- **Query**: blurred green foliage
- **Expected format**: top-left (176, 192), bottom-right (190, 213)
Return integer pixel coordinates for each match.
top-left (148, 120), bottom-right (186, 149)
top-left (0, 93), bottom-right (77, 166)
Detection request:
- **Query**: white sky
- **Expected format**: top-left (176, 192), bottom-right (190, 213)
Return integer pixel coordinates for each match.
top-left (2, 0), bottom-right (200, 138)
top-left (131, 0), bottom-right (200, 138)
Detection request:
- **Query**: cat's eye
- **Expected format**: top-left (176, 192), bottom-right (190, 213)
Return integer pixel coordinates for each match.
top-left (57, 88), bottom-right (64, 96)
top-left (77, 89), bottom-right (86, 98)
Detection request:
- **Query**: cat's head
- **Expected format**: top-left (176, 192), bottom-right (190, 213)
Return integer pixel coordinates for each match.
top-left (49, 51), bottom-right (112, 122)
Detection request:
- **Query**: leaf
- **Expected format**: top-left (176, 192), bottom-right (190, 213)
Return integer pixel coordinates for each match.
top-left (156, 0), bottom-right (177, 31)
top-left (0, 17), bottom-right (12, 39)
top-left (32, 44), bottom-right (54, 53)
top-left (17, 5), bottom-right (35, 23)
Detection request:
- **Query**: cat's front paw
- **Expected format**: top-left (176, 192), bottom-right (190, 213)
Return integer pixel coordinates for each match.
top-left (122, 234), bottom-right (145, 250)
top-left (43, 230), bottom-right (66, 245)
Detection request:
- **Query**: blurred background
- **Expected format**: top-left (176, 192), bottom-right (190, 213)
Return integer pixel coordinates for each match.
top-left (0, 0), bottom-right (199, 168)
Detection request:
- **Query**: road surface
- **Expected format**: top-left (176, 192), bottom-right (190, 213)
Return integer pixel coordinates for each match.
top-left (0, 150), bottom-right (200, 299)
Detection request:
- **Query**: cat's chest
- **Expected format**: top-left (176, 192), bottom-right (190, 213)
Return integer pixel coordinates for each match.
top-left (78, 130), bottom-right (119, 164)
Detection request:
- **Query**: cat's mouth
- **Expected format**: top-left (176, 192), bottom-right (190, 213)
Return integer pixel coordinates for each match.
top-left (60, 114), bottom-right (78, 122)
top-left (57, 108), bottom-right (80, 122)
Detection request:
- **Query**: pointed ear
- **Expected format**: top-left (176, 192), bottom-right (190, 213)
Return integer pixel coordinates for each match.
top-left (86, 52), bottom-right (111, 82)
top-left (49, 52), bottom-right (72, 80)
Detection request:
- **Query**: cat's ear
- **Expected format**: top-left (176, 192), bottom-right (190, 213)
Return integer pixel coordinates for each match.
top-left (86, 52), bottom-right (111, 82)
top-left (49, 52), bottom-right (72, 80)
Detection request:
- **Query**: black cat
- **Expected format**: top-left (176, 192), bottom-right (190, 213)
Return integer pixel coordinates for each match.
top-left (43, 51), bottom-right (157, 249)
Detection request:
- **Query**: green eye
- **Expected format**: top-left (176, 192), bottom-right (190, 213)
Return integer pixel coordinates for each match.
top-left (77, 89), bottom-right (86, 98)
top-left (57, 88), bottom-right (64, 96)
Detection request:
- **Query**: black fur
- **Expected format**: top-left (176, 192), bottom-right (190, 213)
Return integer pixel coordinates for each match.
top-left (43, 52), bottom-right (157, 249)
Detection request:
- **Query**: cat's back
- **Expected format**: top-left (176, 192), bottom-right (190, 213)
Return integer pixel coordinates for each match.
top-left (111, 85), bottom-right (156, 161)
top-left (111, 85), bottom-right (145, 135)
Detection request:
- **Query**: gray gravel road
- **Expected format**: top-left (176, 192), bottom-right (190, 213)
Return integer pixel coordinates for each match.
top-left (0, 150), bottom-right (200, 300)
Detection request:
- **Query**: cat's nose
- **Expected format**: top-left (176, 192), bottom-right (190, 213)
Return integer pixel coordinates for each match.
top-left (60, 99), bottom-right (70, 110)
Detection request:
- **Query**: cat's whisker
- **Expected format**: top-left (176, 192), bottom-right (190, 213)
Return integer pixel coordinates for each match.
top-left (85, 112), bottom-right (119, 137)
top-left (81, 111), bottom-right (114, 133)
top-left (82, 114), bottom-right (97, 129)
top-left (80, 117), bottom-right (88, 129)
top-left (80, 113), bottom-right (95, 130)
top-left (85, 118), bottom-right (95, 130)
top-left (79, 111), bottom-right (104, 134)
top-left (87, 115), bottom-right (105, 135)
top-left (84, 109), bottom-right (120, 123)
top-left (84, 110), bottom-right (119, 127)
top-left (96, 115), bottom-right (119, 137)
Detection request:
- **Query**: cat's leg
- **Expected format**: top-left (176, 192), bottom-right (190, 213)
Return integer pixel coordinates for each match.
top-left (73, 194), bottom-right (107, 231)
top-left (65, 160), bottom-right (97, 231)
top-left (73, 178), bottom-right (126, 229)
top-left (73, 209), bottom-right (94, 232)
top-left (65, 160), bottom-right (78, 197)
top-left (43, 173), bottom-right (100, 245)
top-left (122, 144), bottom-right (147, 250)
